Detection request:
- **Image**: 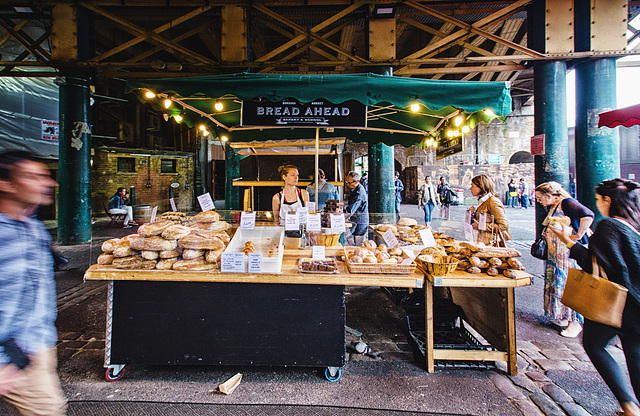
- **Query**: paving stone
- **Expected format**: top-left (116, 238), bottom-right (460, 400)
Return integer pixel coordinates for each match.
top-left (525, 371), bottom-right (552, 383)
top-left (378, 351), bottom-right (412, 361)
top-left (570, 361), bottom-right (597, 372)
top-left (530, 393), bottom-right (566, 416)
top-left (531, 341), bottom-right (571, 351)
top-left (512, 399), bottom-right (545, 416)
top-left (517, 340), bottom-right (540, 351)
top-left (573, 353), bottom-right (590, 361)
top-left (509, 374), bottom-right (541, 393)
top-left (540, 350), bottom-right (579, 360)
top-left (559, 402), bottom-right (592, 416)
top-left (564, 342), bottom-right (585, 353)
top-left (520, 349), bottom-right (547, 360)
top-left (490, 374), bottom-right (526, 399)
top-left (535, 359), bottom-right (573, 371)
top-left (542, 383), bottom-right (574, 403)
top-left (494, 355), bottom-right (530, 374)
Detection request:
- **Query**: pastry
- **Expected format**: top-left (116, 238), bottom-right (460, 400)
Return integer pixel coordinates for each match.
top-left (97, 253), bottom-right (114, 265)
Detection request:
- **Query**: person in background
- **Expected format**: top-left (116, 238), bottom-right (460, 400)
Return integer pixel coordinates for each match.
top-left (535, 181), bottom-right (594, 338)
top-left (272, 164), bottom-right (309, 226)
top-left (108, 187), bottom-right (137, 228)
top-left (0, 151), bottom-right (67, 415)
top-left (394, 171), bottom-right (404, 222)
top-left (344, 171), bottom-right (369, 246)
top-left (507, 179), bottom-right (518, 207)
top-left (418, 175), bottom-right (439, 226)
top-left (306, 169), bottom-right (338, 211)
top-left (519, 178), bottom-right (528, 209)
top-left (437, 176), bottom-right (452, 220)
top-left (469, 174), bottom-right (511, 245)
top-left (570, 176), bottom-right (577, 198)
top-left (360, 172), bottom-right (368, 193)
top-left (549, 179), bottom-right (640, 416)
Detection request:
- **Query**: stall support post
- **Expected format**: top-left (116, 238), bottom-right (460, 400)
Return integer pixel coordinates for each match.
top-left (225, 143), bottom-right (241, 210)
top-left (368, 143), bottom-right (395, 223)
top-left (533, 60), bottom-right (569, 237)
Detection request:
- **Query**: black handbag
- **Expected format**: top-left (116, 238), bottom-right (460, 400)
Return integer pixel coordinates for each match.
top-left (531, 228), bottom-right (548, 260)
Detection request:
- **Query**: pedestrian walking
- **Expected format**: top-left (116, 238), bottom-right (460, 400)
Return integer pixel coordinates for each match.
top-left (519, 178), bottom-right (528, 209)
top-left (394, 171), bottom-right (404, 222)
top-left (469, 174), bottom-right (511, 246)
top-left (535, 181), bottom-right (594, 338)
top-left (549, 179), bottom-right (640, 416)
top-left (437, 176), bottom-right (453, 220)
top-left (418, 175), bottom-right (439, 226)
top-left (507, 179), bottom-right (518, 207)
top-left (0, 151), bottom-right (67, 415)
top-left (344, 171), bottom-right (369, 246)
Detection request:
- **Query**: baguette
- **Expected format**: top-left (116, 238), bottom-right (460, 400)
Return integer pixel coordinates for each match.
top-left (159, 249), bottom-right (181, 259)
top-left (130, 236), bottom-right (178, 252)
top-left (472, 247), bottom-right (522, 258)
top-left (503, 269), bottom-right (519, 278)
top-left (182, 249), bottom-right (205, 260)
top-left (172, 258), bottom-right (218, 271)
top-left (156, 257), bottom-right (178, 270)
top-left (112, 255), bottom-right (157, 269)
top-left (178, 233), bottom-right (225, 250)
top-left (205, 249), bottom-right (224, 263)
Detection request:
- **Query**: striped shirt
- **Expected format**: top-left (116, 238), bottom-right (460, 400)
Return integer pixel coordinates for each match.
top-left (0, 213), bottom-right (57, 366)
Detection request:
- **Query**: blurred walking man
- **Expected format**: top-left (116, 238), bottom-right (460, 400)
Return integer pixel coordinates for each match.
top-left (0, 151), bottom-right (66, 415)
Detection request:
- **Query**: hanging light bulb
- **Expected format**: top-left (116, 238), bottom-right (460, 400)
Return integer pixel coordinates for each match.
top-left (175, 114), bottom-right (183, 122)
top-left (462, 125), bottom-right (470, 133)
top-left (220, 135), bottom-right (228, 142)
top-left (163, 98), bottom-right (172, 109)
top-left (447, 130), bottom-right (454, 138)
top-left (410, 103), bottom-right (420, 112)
top-left (425, 138), bottom-right (433, 146)
top-left (214, 101), bottom-right (223, 111)
top-left (453, 130), bottom-right (460, 137)
top-left (432, 140), bottom-right (438, 148)
top-left (455, 115), bottom-right (463, 127)
top-left (484, 109), bottom-right (495, 117)
top-left (201, 129), bottom-right (210, 137)
top-left (199, 124), bottom-right (207, 131)
top-left (144, 90), bottom-right (156, 99)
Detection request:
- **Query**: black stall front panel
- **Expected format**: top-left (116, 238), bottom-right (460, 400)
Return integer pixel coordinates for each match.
top-left (110, 281), bottom-right (346, 367)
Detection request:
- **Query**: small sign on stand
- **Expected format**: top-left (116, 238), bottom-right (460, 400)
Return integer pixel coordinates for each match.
top-left (221, 252), bottom-right (246, 273)
top-left (382, 228), bottom-right (399, 248)
top-left (330, 214), bottom-right (346, 233)
top-left (312, 246), bottom-right (326, 259)
top-left (247, 252), bottom-right (262, 273)
top-left (197, 193), bottom-right (215, 212)
top-left (240, 212), bottom-right (256, 230)
top-left (150, 206), bottom-right (158, 223)
top-left (307, 213), bottom-right (321, 232)
top-left (170, 198), bottom-right (177, 212)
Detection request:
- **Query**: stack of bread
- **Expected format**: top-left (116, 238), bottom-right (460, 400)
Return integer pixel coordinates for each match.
top-left (441, 240), bottom-right (525, 277)
top-left (345, 239), bottom-right (406, 264)
top-left (97, 210), bottom-right (231, 271)
top-left (374, 218), bottom-right (429, 245)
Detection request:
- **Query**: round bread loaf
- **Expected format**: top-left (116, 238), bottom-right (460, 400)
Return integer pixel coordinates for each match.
top-left (398, 217), bottom-right (418, 226)
top-left (363, 256), bottom-right (377, 263)
top-left (377, 224), bottom-right (398, 233)
top-left (362, 240), bottom-right (376, 250)
top-left (140, 250), bottom-right (159, 260)
top-left (112, 255), bottom-right (157, 269)
top-left (130, 236), bottom-right (178, 252)
top-left (159, 249), bottom-right (181, 259)
top-left (162, 224), bottom-right (192, 240)
top-left (182, 248), bottom-right (205, 260)
top-left (138, 220), bottom-right (174, 237)
top-left (101, 238), bottom-right (122, 253)
top-left (113, 241), bottom-right (138, 258)
top-left (195, 210), bottom-right (221, 223)
top-left (156, 257), bottom-right (178, 270)
top-left (350, 255), bottom-right (363, 264)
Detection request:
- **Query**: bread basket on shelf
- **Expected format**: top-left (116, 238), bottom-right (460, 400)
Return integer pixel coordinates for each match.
top-left (308, 232), bottom-right (342, 247)
top-left (416, 254), bottom-right (459, 276)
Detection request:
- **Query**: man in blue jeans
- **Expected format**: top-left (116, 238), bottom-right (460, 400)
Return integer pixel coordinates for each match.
top-left (394, 171), bottom-right (404, 222)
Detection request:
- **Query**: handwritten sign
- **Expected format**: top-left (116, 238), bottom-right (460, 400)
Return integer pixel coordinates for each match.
top-left (465, 209), bottom-right (472, 224)
top-left (169, 198), bottom-right (177, 212)
top-left (382, 228), bottom-right (399, 248)
top-left (464, 223), bottom-right (474, 242)
top-left (247, 252), bottom-right (262, 273)
top-left (307, 202), bottom-right (316, 213)
top-left (240, 211), bottom-right (256, 230)
top-left (298, 207), bottom-right (309, 225)
top-left (150, 206), bottom-right (158, 223)
top-left (312, 245), bottom-right (326, 259)
top-left (197, 193), bottom-right (215, 212)
top-left (306, 213), bottom-right (321, 232)
top-left (478, 213), bottom-right (487, 231)
top-left (221, 252), bottom-right (246, 273)
top-left (419, 228), bottom-right (436, 247)
top-left (285, 211), bottom-right (300, 231)
top-left (330, 214), bottom-right (346, 232)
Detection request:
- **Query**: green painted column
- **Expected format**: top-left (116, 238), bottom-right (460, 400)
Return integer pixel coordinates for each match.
top-left (57, 71), bottom-right (92, 244)
top-left (368, 142), bottom-right (395, 223)
top-left (574, 58), bottom-right (619, 220)
top-left (224, 143), bottom-right (240, 210)
top-left (533, 60), bottom-right (569, 236)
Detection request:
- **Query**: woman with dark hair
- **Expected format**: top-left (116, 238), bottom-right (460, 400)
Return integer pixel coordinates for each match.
top-left (272, 164), bottom-right (309, 226)
top-left (535, 181), bottom-right (594, 337)
top-left (550, 179), bottom-right (640, 416)
top-left (469, 174), bottom-right (511, 245)
top-left (108, 187), bottom-right (136, 228)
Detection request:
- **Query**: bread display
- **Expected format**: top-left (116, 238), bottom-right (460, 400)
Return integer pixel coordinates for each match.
top-left (178, 233), bottom-right (225, 250)
top-left (112, 255), bottom-right (157, 269)
top-left (162, 224), bottom-right (192, 240)
top-left (172, 258), bottom-right (218, 271)
top-left (299, 258), bottom-right (338, 273)
top-left (130, 236), bottom-right (178, 252)
top-left (138, 220), bottom-right (174, 237)
top-left (195, 210), bottom-right (221, 223)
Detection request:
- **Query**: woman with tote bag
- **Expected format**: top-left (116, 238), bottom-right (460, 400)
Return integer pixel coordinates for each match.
top-left (550, 179), bottom-right (640, 416)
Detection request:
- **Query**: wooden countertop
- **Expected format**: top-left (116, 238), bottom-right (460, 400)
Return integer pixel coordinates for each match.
top-left (426, 269), bottom-right (531, 288)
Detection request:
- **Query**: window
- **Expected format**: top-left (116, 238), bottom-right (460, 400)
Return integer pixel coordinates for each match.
top-left (161, 159), bottom-right (177, 173)
top-left (117, 157), bottom-right (136, 173)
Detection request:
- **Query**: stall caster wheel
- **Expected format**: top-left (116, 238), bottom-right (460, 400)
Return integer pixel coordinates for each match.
top-left (324, 367), bottom-right (342, 382)
top-left (105, 365), bottom-right (125, 382)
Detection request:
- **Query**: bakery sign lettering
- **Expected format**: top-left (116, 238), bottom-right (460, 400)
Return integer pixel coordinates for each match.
top-left (241, 98), bottom-right (366, 128)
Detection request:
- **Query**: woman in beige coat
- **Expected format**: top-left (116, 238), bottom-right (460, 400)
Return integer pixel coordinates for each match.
top-left (469, 174), bottom-right (511, 245)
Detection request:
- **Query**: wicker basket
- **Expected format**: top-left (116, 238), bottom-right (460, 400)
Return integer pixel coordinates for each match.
top-left (344, 247), bottom-right (416, 275)
top-left (416, 255), bottom-right (459, 276)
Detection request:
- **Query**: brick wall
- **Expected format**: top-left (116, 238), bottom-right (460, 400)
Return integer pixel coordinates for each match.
top-left (92, 147), bottom-right (195, 215)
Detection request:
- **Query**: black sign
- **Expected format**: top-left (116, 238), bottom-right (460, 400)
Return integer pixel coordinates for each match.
top-left (436, 135), bottom-right (464, 160)
top-left (241, 98), bottom-right (366, 128)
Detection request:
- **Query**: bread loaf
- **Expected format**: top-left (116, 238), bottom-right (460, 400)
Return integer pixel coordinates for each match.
top-left (195, 210), bottom-right (221, 223)
top-left (101, 238), bottom-right (122, 253)
top-left (97, 253), bottom-right (114, 265)
top-left (467, 266), bottom-right (481, 274)
top-left (362, 240), bottom-right (377, 250)
top-left (130, 236), bottom-right (178, 252)
top-left (138, 220), bottom-right (173, 237)
top-left (189, 221), bottom-right (230, 232)
top-left (156, 258), bottom-right (178, 270)
top-left (113, 241), bottom-right (138, 258)
top-left (172, 258), bottom-right (218, 271)
top-left (178, 233), bottom-right (225, 250)
top-left (473, 247), bottom-right (522, 258)
top-left (122, 233), bottom-right (141, 242)
top-left (506, 257), bottom-right (525, 270)
top-left (487, 267), bottom-right (499, 276)
top-left (503, 269), bottom-right (518, 278)
top-left (205, 249), bottom-right (223, 263)
top-left (161, 224), bottom-right (191, 240)
top-left (112, 255), bottom-right (157, 269)
top-left (489, 257), bottom-right (502, 267)
top-left (397, 217), bottom-right (418, 226)
top-left (141, 250), bottom-right (159, 260)
top-left (182, 249), bottom-right (205, 260)
top-left (159, 249), bottom-right (181, 259)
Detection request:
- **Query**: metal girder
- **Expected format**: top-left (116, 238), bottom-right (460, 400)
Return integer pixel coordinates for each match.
top-left (0, 18), bottom-right (50, 63)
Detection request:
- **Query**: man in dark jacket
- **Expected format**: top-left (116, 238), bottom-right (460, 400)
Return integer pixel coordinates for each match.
top-left (344, 171), bottom-right (369, 246)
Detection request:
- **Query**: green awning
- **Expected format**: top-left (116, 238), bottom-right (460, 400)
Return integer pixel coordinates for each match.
top-left (127, 72), bottom-right (511, 148)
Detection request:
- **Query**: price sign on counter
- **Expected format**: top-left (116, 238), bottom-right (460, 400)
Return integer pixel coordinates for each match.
top-left (240, 211), bottom-right (256, 230)
top-left (478, 213), bottom-right (487, 231)
top-left (150, 206), bottom-right (158, 223)
top-left (298, 207), bottom-right (309, 225)
top-left (169, 198), bottom-right (177, 212)
top-left (197, 192), bottom-right (215, 212)
top-left (285, 211), bottom-right (300, 231)
top-left (307, 213), bottom-right (321, 232)
top-left (382, 228), bottom-right (399, 248)
top-left (221, 252), bottom-right (246, 273)
top-left (465, 209), bottom-right (472, 224)
top-left (307, 202), bottom-right (316, 213)
top-left (312, 245), bottom-right (326, 259)
top-left (419, 228), bottom-right (436, 247)
top-left (330, 214), bottom-right (346, 232)
top-left (247, 252), bottom-right (262, 273)
top-left (464, 223), bottom-right (474, 242)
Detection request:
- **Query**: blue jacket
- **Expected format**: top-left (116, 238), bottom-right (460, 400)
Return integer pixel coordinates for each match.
top-left (345, 183), bottom-right (369, 236)
top-left (394, 178), bottom-right (404, 203)
top-left (307, 181), bottom-right (339, 211)
top-left (108, 194), bottom-right (125, 210)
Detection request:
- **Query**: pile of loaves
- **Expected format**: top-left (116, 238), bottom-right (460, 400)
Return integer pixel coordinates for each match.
top-left (420, 240), bottom-right (525, 277)
top-left (98, 211), bottom-right (231, 271)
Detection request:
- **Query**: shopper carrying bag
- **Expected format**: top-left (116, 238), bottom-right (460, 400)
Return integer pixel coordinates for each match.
top-left (549, 179), bottom-right (640, 416)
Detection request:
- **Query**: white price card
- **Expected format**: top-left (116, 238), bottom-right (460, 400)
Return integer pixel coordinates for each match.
top-left (465, 209), bottom-right (472, 224)
top-left (285, 211), bottom-right (300, 231)
top-left (221, 252), bottom-right (246, 273)
top-left (197, 193), bottom-right (215, 212)
top-left (247, 252), bottom-right (262, 273)
top-left (312, 245), bottom-right (326, 259)
top-left (307, 202), bottom-right (316, 213)
top-left (464, 223), bottom-right (474, 242)
top-left (478, 212), bottom-right (487, 231)
top-left (240, 211), bottom-right (256, 230)
top-left (298, 207), bottom-right (309, 225)
top-left (169, 198), bottom-right (177, 212)
top-left (382, 228), bottom-right (399, 248)
top-left (419, 228), bottom-right (436, 247)
top-left (330, 214), bottom-right (346, 232)
top-left (150, 206), bottom-right (158, 223)
top-left (306, 213), bottom-right (321, 232)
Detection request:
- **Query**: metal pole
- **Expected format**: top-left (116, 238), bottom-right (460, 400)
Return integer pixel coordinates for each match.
top-left (224, 142), bottom-right (241, 210)
top-left (315, 128), bottom-right (319, 212)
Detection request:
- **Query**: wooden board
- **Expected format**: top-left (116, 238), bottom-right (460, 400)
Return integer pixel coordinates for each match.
top-left (427, 269), bottom-right (531, 288)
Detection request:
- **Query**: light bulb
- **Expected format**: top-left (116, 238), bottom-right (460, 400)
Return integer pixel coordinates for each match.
top-left (426, 138), bottom-right (432, 146)
top-left (432, 141), bottom-right (438, 148)
top-left (410, 103), bottom-right (420, 112)
top-left (455, 115), bottom-right (463, 127)
top-left (462, 125), bottom-right (470, 133)
top-left (202, 129), bottom-right (210, 137)
top-left (175, 114), bottom-right (183, 122)
top-left (144, 91), bottom-right (156, 99)
top-left (214, 101), bottom-right (223, 111)
top-left (220, 135), bottom-right (228, 142)
top-left (454, 130), bottom-right (460, 137)
top-left (199, 124), bottom-right (207, 131)
top-left (163, 98), bottom-right (171, 109)
top-left (447, 130), bottom-right (454, 137)
top-left (484, 109), bottom-right (495, 117)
